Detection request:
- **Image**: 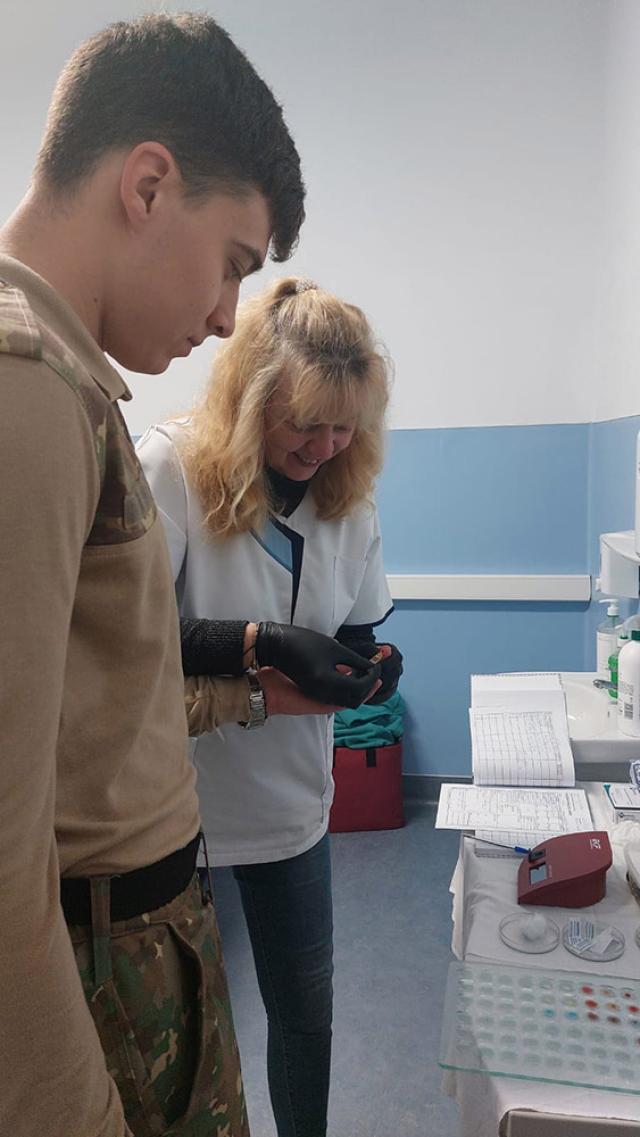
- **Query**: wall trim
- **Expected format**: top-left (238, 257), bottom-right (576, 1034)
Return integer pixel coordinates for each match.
top-left (387, 573), bottom-right (591, 603)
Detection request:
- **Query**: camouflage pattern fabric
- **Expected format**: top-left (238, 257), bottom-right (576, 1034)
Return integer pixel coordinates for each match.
top-left (88, 400), bottom-right (157, 544)
top-left (68, 875), bottom-right (249, 1137)
top-left (0, 279), bottom-right (156, 543)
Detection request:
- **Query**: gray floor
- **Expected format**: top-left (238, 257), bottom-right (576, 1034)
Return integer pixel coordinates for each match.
top-left (212, 802), bottom-right (461, 1137)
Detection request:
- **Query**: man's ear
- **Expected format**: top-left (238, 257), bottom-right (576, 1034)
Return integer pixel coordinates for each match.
top-left (119, 142), bottom-right (180, 228)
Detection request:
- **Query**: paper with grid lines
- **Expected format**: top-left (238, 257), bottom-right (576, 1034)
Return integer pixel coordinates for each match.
top-left (469, 674), bottom-right (575, 787)
top-left (435, 784), bottom-right (592, 834)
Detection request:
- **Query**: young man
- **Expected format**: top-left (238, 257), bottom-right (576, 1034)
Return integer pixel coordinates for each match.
top-left (0, 13), bottom-right (379, 1137)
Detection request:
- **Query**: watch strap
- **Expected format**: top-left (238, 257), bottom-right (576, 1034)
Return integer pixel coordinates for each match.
top-left (239, 670), bottom-right (267, 730)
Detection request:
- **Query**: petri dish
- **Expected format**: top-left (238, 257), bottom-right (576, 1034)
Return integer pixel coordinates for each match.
top-left (499, 912), bottom-right (560, 954)
top-left (562, 920), bottom-right (625, 963)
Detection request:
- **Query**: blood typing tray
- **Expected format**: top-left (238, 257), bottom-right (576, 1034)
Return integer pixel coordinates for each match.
top-left (440, 961), bottom-right (640, 1094)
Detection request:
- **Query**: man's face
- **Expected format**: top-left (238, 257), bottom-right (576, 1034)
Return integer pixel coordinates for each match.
top-left (104, 187), bottom-right (271, 373)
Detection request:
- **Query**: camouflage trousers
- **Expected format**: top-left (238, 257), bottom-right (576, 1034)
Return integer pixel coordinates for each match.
top-left (68, 873), bottom-right (249, 1137)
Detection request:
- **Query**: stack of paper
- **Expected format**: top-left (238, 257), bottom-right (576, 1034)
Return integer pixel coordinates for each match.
top-left (435, 673), bottom-right (591, 850)
top-left (436, 784), bottom-right (593, 839)
top-left (470, 673), bottom-right (575, 788)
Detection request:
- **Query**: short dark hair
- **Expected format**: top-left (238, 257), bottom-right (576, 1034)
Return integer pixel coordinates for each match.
top-left (34, 12), bottom-right (305, 261)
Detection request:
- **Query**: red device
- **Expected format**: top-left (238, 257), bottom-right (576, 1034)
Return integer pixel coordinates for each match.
top-left (329, 743), bottom-right (404, 833)
top-left (517, 831), bottom-right (612, 907)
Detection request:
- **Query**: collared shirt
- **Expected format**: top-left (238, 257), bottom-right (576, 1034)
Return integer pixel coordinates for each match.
top-left (137, 419), bottom-right (393, 866)
top-left (0, 255), bottom-right (214, 1137)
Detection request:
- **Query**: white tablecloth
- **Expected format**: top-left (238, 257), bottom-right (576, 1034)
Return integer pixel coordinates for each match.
top-left (446, 783), bottom-right (640, 1135)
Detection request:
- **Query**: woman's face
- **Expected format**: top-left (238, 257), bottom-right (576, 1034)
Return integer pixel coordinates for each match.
top-left (264, 387), bottom-right (356, 481)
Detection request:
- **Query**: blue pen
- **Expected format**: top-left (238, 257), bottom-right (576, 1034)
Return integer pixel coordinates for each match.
top-left (464, 834), bottom-right (530, 855)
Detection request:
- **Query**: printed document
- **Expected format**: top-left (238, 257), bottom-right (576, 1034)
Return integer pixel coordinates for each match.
top-left (435, 784), bottom-right (592, 835)
top-left (469, 673), bottom-right (575, 787)
top-left (436, 672), bottom-right (587, 844)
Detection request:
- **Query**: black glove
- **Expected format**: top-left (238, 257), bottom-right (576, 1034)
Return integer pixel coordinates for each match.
top-left (255, 622), bottom-right (381, 709)
top-left (334, 628), bottom-right (404, 706)
top-left (365, 643), bottom-right (403, 704)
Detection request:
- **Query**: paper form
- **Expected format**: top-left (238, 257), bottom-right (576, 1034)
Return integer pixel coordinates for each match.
top-left (475, 829), bottom-right (556, 849)
top-left (472, 674), bottom-right (562, 697)
top-left (495, 672), bottom-right (562, 678)
top-left (469, 706), bottom-right (575, 787)
top-left (435, 784), bottom-right (592, 835)
top-left (469, 673), bottom-right (575, 787)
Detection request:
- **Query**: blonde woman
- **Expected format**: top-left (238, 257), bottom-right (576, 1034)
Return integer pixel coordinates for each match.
top-left (137, 278), bottom-right (402, 1137)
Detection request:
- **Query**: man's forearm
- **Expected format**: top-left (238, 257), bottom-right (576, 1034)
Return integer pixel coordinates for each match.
top-left (184, 674), bottom-right (252, 735)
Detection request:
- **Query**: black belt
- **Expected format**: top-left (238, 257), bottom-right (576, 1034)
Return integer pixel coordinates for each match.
top-left (60, 832), bottom-right (201, 925)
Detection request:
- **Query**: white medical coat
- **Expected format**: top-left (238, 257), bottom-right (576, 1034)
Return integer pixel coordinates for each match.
top-left (137, 421), bottom-right (392, 865)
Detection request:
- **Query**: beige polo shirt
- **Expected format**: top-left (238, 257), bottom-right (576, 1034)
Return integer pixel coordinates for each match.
top-left (0, 255), bottom-right (248, 1137)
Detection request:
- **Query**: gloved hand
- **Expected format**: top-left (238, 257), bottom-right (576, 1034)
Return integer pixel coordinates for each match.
top-left (337, 640), bottom-right (403, 705)
top-left (365, 643), bottom-right (403, 704)
top-left (255, 622), bottom-right (381, 709)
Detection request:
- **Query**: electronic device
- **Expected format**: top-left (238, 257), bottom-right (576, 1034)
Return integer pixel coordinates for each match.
top-left (517, 831), bottom-right (612, 907)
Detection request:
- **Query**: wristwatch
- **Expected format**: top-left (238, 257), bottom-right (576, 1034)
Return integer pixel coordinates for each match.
top-left (239, 670), bottom-right (267, 730)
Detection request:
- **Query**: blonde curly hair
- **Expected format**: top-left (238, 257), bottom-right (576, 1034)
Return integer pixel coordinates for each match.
top-left (181, 277), bottom-right (390, 538)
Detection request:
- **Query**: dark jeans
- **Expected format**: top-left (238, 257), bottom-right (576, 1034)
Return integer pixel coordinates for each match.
top-left (233, 832), bottom-right (334, 1137)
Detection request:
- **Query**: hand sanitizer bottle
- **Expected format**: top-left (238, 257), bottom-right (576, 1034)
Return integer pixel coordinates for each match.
top-left (597, 599), bottom-right (622, 677)
top-left (618, 630), bottom-right (640, 737)
top-left (609, 631), bottom-right (629, 700)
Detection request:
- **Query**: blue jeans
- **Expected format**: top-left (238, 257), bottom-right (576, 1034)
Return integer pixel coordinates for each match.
top-left (233, 832), bottom-right (334, 1137)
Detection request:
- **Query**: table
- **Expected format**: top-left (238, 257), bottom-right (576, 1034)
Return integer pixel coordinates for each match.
top-left (445, 783), bottom-right (640, 1136)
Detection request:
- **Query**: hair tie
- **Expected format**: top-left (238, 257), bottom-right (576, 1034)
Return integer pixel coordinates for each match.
top-left (294, 279), bottom-right (316, 295)
top-left (271, 278), bottom-right (316, 318)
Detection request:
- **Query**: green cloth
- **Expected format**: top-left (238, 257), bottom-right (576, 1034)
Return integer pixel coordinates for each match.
top-left (333, 692), bottom-right (405, 748)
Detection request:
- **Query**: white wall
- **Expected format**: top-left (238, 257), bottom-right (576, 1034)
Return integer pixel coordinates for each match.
top-left (2, 0), bottom-right (608, 433)
top-left (592, 0), bottom-right (640, 424)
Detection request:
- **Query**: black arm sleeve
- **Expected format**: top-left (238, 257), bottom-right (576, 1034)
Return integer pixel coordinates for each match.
top-left (335, 623), bottom-right (376, 653)
top-left (180, 617), bottom-right (249, 677)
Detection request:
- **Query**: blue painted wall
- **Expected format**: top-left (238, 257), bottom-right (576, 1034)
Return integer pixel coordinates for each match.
top-left (383, 600), bottom-right (587, 777)
top-left (583, 415), bottom-right (640, 666)
top-left (377, 419), bottom-right (640, 777)
top-left (378, 425), bottom-right (589, 574)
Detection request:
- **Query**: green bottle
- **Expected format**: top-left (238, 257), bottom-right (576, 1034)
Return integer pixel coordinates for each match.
top-left (609, 632), bottom-right (629, 700)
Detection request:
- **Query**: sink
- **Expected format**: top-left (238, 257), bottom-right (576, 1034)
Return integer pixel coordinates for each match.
top-left (560, 671), bottom-right (640, 780)
top-left (562, 673), bottom-right (613, 740)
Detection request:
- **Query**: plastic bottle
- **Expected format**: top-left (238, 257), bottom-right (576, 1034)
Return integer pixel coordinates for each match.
top-left (597, 599), bottom-right (622, 677)
top-left (617, 630), bottom-right (640, 737)
top-left (621, 610), bottom-right (640, 638)
top-left (609, 631), bottom-right (629, 701)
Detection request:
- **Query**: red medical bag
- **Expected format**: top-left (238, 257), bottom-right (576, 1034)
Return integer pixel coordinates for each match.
top-left (329, 742), bottom-right (404, 833)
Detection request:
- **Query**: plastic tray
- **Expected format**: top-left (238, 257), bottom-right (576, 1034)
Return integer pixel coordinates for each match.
top-left (440, 960), bottom-right (640, 1094)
